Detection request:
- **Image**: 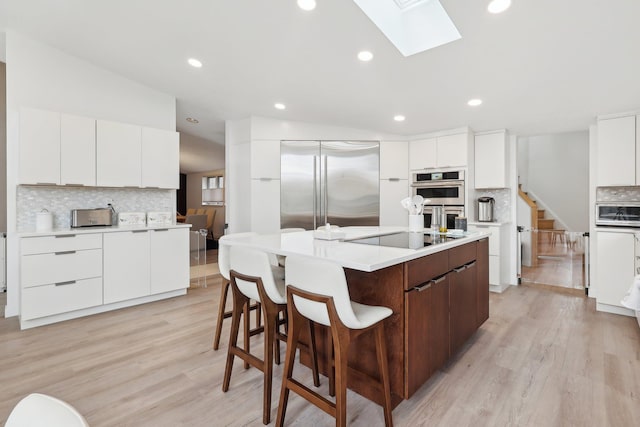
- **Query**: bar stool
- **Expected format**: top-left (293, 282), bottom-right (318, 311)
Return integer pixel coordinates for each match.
top-left (222, 246), bottom-right (319, 425)
top-left (276, 255), bottom-right (394, 427)
top-left (213, 232), bottom-right (262, 351)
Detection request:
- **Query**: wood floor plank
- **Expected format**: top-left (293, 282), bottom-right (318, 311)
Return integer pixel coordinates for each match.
top-left (1, 284), bottom-right (639, 426)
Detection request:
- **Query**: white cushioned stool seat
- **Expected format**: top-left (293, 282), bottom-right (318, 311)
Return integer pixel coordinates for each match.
top-left (5, 393), bottom-right (89, 427)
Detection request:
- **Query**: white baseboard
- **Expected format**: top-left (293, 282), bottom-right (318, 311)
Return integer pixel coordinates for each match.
top-left (596, 302), bottom-right (635, 317)
top-left (490, 282), bottom-right (511, 293)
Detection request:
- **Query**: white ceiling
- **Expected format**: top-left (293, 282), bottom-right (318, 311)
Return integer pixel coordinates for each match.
top-left (1, 0), bottom-right (640, 171)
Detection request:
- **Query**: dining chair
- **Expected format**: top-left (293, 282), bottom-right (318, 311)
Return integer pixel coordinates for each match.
top-left (276, 255), bottom-right (394, 427)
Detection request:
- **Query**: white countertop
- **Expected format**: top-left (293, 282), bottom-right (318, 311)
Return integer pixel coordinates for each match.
top-left (18, 223), bottom-right (192, 237)
top-left (222, 226), bottom-right (490, 272)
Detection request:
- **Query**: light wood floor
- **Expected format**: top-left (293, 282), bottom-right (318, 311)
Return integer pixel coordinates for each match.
top-left (522, 236), bottom-right (586, 290)
top-left (1, 282), bottom-right (639, 426)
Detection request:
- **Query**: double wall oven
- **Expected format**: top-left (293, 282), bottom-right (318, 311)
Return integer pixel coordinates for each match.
top-left (411, 170), bottom-right (465, 230)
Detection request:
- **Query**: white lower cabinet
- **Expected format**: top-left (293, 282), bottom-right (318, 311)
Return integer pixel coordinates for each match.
top-left (103, 231), bottom-right (151, 304)
top-left (595, 231), bottom-right (635, 309)
top-left (150, 228), bottom-right (189, 294)
top-left (468, 223), bottom-right (509, 291)
top-left (20, 227), bottom-right (190, 329)
top-left (380, 179), bottom-right (409, 226)
top-left (20, 233), bottom-right (103, 321)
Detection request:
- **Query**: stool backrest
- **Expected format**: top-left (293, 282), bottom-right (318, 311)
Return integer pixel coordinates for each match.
top-left (5, 393), bottom-right (89, 427)
top-left (230, 246), bottom-right (284, 304)
top-left (218, 232), bottom-right (257, 280)
top-left (285, 255), bottom-right (360, 329)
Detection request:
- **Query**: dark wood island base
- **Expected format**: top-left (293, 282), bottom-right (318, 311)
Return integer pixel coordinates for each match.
top-left (299, 238), bottom-right (490, 408)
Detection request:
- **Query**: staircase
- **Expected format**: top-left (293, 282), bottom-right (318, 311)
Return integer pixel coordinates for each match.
top-left (518, 187), bottom-right (566, 264)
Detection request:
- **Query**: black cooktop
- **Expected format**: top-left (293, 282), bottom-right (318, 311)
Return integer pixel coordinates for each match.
top-left (348, 232), bottom-right (464, 250)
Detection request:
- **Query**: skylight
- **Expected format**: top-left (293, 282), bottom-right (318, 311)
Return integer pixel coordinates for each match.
top-left (353, 0), bottom-right (461, 57)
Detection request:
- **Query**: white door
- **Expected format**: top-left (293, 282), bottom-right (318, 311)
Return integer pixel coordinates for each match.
top-left (409, 138), bottom-right (437, 170)
top-left (380, 179), bottom-right (409, 226)
top-left (141, 127), bottom-right (179, 189)
top-left (103, 231), bottom-right (150, 304)
top-left (19, 108), bottom-right (60, 185)
top-left (61, 114), bottom-right (96, 186)
top-left (97, 120), bottom-right (142, 187)
top-left (380, 141), bottom-right (409, 180)
top-left (150, 228), bottom-right (189, 294)
top-left (596, 116), bottom-right (636, 186)
top-left (437, 133), bottom-right (468, 168)
top-left (596, 231), bottom-right (635, 307)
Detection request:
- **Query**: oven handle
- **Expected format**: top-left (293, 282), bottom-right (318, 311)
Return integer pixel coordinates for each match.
top-left (411, 180), bottom-right (465, 188)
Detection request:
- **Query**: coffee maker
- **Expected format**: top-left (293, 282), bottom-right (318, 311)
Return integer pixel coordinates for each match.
top-left (477, 197), bottom-right (495, 222)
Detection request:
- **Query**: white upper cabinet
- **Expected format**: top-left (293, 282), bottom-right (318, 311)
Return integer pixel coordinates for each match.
top-left (409, 133), bottom-right (468, 170)
top-left (141, 127), bottom-right (179, 189)
top-left (475, 131), bottom-right (508, 189)
top-left (436, 133), bottom-right (468, 168)
top-left (251, 140), bottom-right (281, 179)
top-left (19, 108), bottom-right (61, 185)
top-left (60, 114), bottom-right (96, 186)
top-left (380, 179), bottom-right (409, 226)
top-left (596, 115), bottom-right (636, 186)
top-left (409, 138), bottom-right (437, 170)
top-left (380, 141), bottom-right (409, 180)
top-left (97, 120), bottom-right (142, 187)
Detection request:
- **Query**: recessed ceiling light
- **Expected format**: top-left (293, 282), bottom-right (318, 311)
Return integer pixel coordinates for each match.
top-left (297, 0), bottom-right (316, 11)
top-left (186, 117), bottom-right (199, 123)
top-left (274, 103), bottom-right (286, 110)
top-left (358, 51), bottom-right (374, 62)
top-left (467, 99), bottom-right (483, 107)
top-left (187, 58), bottom-right (203, 68)
top-left (394, 115), bottom-right (406, 122)
top-left (488, 0), bottom-right (511, 14)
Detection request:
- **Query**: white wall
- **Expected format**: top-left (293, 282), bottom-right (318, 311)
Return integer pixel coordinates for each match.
top-left (0, 61), bottom-right (6, 232)
top-left (180, 133), bottom-right (225, 174)
top-left (518, 131), bottom-right (589, 231)
top-left (4, 31), bottom-right (176, 317)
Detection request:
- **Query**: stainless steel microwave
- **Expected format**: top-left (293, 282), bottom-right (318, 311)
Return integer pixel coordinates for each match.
top-left (595, 203), bottom-right (640, 227)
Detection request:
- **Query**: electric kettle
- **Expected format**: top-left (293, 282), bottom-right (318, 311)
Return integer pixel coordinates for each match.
top-left (478, 197), bottom-right (495, 222)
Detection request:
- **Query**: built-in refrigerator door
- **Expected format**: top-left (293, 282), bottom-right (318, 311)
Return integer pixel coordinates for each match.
top-left (280, 141), bottom-right (321, 229)
top-left (321, 141), bottom-right (380, 227)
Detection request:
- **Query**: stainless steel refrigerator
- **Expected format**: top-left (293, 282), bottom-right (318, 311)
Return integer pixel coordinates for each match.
top-left (281, 140), bottom-right (380, 230)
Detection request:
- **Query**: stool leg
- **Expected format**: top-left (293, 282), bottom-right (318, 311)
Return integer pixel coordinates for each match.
top-left (334, 332), bottom-right (350, 427)
top-left (243, 301), bottom-right (250, 370)
top-left (274, 312), bottom-right (281, 366)
top-left (327, 332), bottom-right (335, 397)
top-left (263, 308), bottom-right (277, 425)
top-left (308, 321), bottom-right (320, 387)
top-left (222, 287), bottom-right (248, 392)
top-left (213, 280), bottom-right (230, 350)
top-left (375, 325), bottom-right (393, 427)
top-left (276, 308), bottom-right (303, 427)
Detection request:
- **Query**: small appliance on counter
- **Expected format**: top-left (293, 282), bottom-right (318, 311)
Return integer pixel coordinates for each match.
top-left (36, 209), bottom-right (53, 231)
top-left (118, 212), bottom-right (147, 226)
top-left (147, 211), bottom-right (173, 226)
top-left (71, 208), bottom-right (113, 227)
top-left (477, 197), bottom-right (495, 222)
top-left (595, 202), bottom-right (640, 227)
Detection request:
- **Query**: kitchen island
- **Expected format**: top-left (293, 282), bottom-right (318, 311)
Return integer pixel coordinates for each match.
top-left (223, 227), bottom-right (490, 407)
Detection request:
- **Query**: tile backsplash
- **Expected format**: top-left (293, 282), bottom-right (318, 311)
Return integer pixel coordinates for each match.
top-left (473, 188), bottom-right (511, 223)
top-left (17, 186), bottom-right (174, 231)
top-left (596, 186), bottom-right (640, 202)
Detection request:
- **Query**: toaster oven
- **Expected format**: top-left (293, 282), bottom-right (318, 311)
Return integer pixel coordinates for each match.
top-left (70, 208), bottom-right (113, 227)
top-left (595, 203), bottom-right (640, 227)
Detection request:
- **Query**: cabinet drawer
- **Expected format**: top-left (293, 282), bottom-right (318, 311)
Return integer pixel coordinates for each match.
top-left (405, 250), bottom-right (449, 290)
top-left (22, 233), bottom-right (102, 255)
top-left (21, 277), bottom-right (103, 320)
top-left (21, 249), bottom-right (102, 288)
top-left (448, 241), bottom-right (477, 269)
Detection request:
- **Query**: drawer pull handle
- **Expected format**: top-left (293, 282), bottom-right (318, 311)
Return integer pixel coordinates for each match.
top-left (132, 230), bottom-right (148, 233)
top-left (35, 182), bottom-right (57, 185)
top-left (63, 183), bottom-right (85, 187)
top-left (55, 250), bottom-right (76, 255)
top-left (453, 266), bottom-right (466, 273)
top-left (55, 280), bottom-right (76, 286)
top-left (55, 235), bottom-right (76, 239)
top-left (154, 229), bottom-right (169, 232)
top-left (388, 178), bottom-right (400, 182)
top-left (430, 275), bottom-right (446, 285)
top-left (466, 261), bottom-right (477, 268)
top-left (416, 283), bottom-right (432, 292)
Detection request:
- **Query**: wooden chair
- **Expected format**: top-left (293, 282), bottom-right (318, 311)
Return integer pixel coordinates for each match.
top-left (276, 255), bottom-right (393, 427)
top-left (222, 246), bottom-right (319, 425)
top-left (186, 208), bottom-right (196, 215)
top-left (204, 209), bottom-right (216, 239)
top-left (213, 233), bottom-right (261, 351)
